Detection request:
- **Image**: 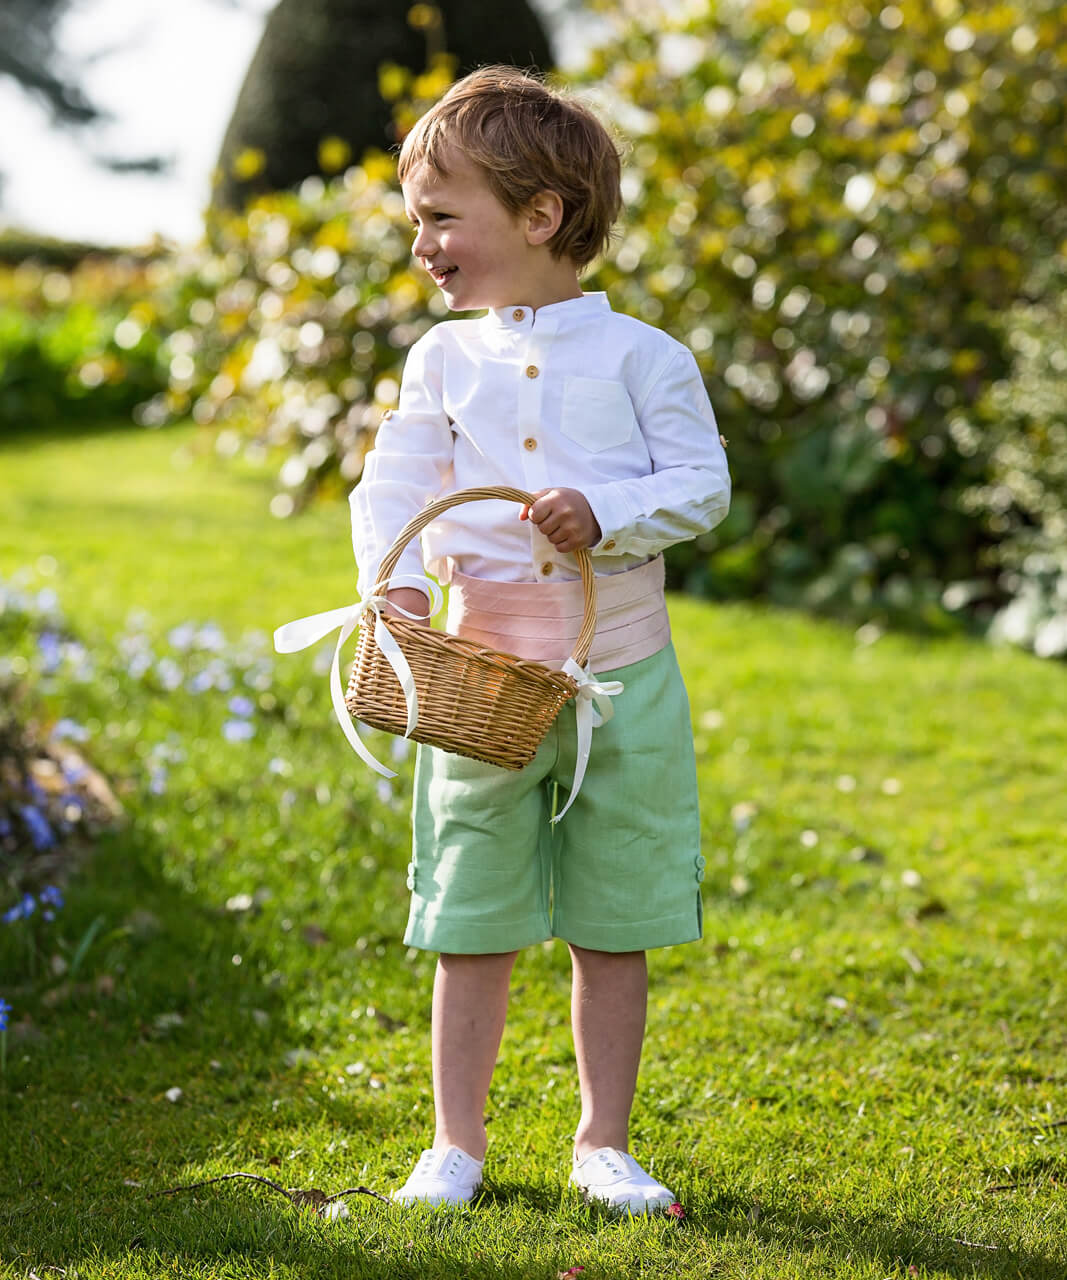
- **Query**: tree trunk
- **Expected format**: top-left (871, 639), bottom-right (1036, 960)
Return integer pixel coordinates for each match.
top-left (211, 0), bottom-right (553, 212)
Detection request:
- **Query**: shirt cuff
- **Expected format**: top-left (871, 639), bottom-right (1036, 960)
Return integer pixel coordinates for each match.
top-left (584, 483), bottom-right (636, 556)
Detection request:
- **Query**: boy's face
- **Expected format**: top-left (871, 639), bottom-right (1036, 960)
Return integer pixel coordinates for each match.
top-left (402, 149), bottom-right (564, 312)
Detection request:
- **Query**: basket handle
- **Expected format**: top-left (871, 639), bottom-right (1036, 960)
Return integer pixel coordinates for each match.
top-left (373, 484), bottom-right (598, 670)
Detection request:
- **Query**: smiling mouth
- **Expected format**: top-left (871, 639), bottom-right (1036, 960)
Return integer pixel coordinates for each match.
top-left (428, 265), bottom-right (458, 286)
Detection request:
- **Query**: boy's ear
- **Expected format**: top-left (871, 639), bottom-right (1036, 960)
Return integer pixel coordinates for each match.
top-left (524, 190), bottom-right (564, 247)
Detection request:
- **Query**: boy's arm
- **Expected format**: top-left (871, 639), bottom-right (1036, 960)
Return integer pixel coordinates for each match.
top-left (349, 332), bottom-right (453, 602)
top-left (579, 348), bottom-right (730, 558)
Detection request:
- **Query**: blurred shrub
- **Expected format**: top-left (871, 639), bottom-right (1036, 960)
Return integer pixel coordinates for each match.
top-left (0, 256), bottom-right (167, 432)
top-left (6, 0), bottom-right (1066, 656)
top-left (578, 0), bottom-right (1066, 635)
top-left (138, 160), bottom-right (439, 513)
top-left (959, 254), bottom-right (1067, 656)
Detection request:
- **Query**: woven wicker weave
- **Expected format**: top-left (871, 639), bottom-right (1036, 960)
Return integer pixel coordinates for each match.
top-left (344, 486), bottom-right (597, 770)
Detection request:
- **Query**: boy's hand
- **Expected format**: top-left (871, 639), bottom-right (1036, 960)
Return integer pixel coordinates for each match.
top-left (384, 587), bottom-right (431, 627)
top-left (519, 487), bottom-right (602, 553)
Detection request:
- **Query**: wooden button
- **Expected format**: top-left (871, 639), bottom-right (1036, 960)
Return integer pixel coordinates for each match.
top-left (512, 308), bottom-right (525, 321)
top-left (540, 562), bottom-right (554, 576)
top-left (525, 365), bottom-right (539, 378)
top-left (719, 433), bottom-right (729, 448)
top-left (523, 437), bottom-right (538, 451)
top-left (602, 539), bottom-right (616, 551)
top-left (381, 409), bottom-right (394, 420)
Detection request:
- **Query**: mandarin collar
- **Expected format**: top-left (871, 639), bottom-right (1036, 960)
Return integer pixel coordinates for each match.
top-left (485, 292), bottom-right (612, 332)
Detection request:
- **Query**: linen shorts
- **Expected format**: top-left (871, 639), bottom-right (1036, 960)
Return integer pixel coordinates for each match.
top-left (403, 642), bottom-right (705, 955)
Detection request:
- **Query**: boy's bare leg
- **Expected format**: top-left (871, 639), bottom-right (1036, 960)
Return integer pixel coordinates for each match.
top-left (431, 950), bottom-right (519, 1160)
top-left (569, 944), bottom-right (648, 1159)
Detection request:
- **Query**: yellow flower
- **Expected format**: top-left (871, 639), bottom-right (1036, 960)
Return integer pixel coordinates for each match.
top-left (233, 148), bottom-right (266, 180)
top-left (319, 136), bottom-right (352, 174)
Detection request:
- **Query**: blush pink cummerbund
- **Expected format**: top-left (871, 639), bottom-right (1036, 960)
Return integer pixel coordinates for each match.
top-left (445, 554), bottom-right (671, 672)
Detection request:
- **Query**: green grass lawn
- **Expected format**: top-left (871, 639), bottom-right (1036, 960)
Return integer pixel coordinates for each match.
top-left (1, 419), bottom-right (1066, 1279)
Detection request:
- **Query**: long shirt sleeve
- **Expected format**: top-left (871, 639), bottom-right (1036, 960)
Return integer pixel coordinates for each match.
top-left (350, 332), bottom-right (454, 596)
top-left (583, 348), bottom-right (730, 559)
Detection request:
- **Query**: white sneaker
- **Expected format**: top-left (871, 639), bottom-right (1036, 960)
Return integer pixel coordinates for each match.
top-left (570, 1147), bottom-right (675, 1214)
top-left (391, 1145), bottom-right (484, 1207)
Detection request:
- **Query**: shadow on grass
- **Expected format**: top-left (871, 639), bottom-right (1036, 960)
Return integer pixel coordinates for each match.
top-left (0, 821), bottom-right (390, 1256)
top-left (2, 828), bottom-right (1063, 1280)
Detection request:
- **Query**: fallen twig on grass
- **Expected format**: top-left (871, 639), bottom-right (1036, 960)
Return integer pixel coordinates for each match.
top-left (151, 1170), bottom-right (389, 1214)
top-left (946, 1236), bottom-right (998, 1251)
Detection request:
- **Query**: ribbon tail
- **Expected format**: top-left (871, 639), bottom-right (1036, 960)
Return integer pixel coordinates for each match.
top-left (551, 695), bottom-right (593, 825)
top-left (274, 604), bottom-right (359, 654)
top-left (327, 614), bottom-right (396, 779)
top-left (552, 660), bottom-right (624, 825)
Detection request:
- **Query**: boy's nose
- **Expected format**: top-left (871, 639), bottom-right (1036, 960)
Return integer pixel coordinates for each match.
top-left (412, 225), bottom-right (435, 258)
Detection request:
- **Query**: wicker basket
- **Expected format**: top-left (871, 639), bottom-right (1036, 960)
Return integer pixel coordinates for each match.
top-left (344, 485), bottom-right (597, 770)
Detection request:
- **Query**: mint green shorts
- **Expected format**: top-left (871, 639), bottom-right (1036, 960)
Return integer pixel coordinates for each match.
top-left (403, 643), bottom-right (704, 955)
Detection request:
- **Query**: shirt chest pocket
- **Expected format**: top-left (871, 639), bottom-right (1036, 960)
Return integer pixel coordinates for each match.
top-left (560, 376), bottom-right (637, 453)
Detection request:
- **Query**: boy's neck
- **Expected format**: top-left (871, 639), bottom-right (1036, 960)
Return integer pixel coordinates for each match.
top-left (511, 258), bottom-right (583, 313)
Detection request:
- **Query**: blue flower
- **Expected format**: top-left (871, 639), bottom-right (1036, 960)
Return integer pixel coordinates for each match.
top-left (167, 622), bottom-right (197, 651)
top-left (3, 892), bottom-right (37, 923)
top-left (187, 669), bottom-right (215, 694)
top-left (37, 630), bottom-right (63, 673)
top-left (51, 717), bottom-right (90, 743)
top-left (19, 806), bottom-right (55, 851)
top-left (39, 885), bottom-right (64, 910)
top-left (195, 623), bottom-right (227, 652)
top-left (127, 652), bottom-right (153, 680)
top-left (223, 720), bottom-right (255, 742)
top-left (228, 695), bottom-right (255, 717)
top-left (0, 998), bottom-right (11, 1031)
top-left (155, 658), bottom-right (184, 692)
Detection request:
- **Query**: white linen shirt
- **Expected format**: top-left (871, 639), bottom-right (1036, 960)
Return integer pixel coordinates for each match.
top-left (350, 291), bottom-right (730, 594)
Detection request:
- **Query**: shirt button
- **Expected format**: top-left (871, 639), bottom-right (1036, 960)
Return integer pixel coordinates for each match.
top-left (602, 539), bottom-right (616, 551)
top-left (512, 308), bottom-right (525, 321)
top-left (523, 437), bottom-right (538, 451)
top-left (540, 562), bottom-right (554, 576)
top-left (525, 365), bottom-right (539, 379)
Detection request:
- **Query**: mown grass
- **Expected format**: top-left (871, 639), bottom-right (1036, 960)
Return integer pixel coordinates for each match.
top-left (1, 418), bottom-right (1065, 1279)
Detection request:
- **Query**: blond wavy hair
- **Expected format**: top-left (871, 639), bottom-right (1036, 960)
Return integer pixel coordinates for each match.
top-left (398, 65), bottom-right (622, 268)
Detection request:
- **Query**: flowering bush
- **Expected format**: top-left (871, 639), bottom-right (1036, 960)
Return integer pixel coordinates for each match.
top-left (137, 162), bottom-right (440, 515)
top-left (577, 0), bottom-right (1067, 636)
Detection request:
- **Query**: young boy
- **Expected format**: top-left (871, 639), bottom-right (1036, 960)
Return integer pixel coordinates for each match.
top-left (350, 65), bottom-right (730, 1212)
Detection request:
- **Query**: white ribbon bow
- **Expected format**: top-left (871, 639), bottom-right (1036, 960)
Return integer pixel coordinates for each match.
top-left (274, 583), bottom-right (622, 822)
top-left (553, 658), bottom-right (625, 823)
top-left (272, 574), bottom-right (444, 778)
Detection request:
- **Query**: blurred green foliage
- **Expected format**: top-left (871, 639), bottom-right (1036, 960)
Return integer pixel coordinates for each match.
top-left (0, 256), bottom-right (167, 430)
top-left (3, 0), bottom-right (1065, 655)
top-left (964, 256), bottom-right (1067, 656)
